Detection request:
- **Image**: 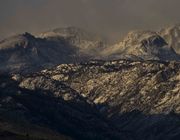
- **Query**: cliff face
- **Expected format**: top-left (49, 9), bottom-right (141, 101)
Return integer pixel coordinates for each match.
top-left (8, 59), bottom-right (179, 140)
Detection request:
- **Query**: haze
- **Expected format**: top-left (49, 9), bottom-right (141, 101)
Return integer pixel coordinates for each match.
top-left (1, 0), bottom-right (180, 42)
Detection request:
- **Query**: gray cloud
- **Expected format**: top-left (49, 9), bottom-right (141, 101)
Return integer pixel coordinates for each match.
top-left (0, 0), bottom-right (180, 42)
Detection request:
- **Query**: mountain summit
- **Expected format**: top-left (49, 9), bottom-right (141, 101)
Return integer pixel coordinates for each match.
top-left (0, 32), bottom-right (79, 74)
top-left (160, 24), bottom-right (180, 54)
top-left (101, 30), bottom-right (180, 61)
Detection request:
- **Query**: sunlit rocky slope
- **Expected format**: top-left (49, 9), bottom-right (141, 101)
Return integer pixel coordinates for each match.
top-left (0, 59), bottom-right (179, 140)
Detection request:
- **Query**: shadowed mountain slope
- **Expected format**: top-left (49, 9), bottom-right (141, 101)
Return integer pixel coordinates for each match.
top-left (0, 74), bottom-right (130, 140)
top-left (0, 32), bottom-right (87, 74)
top-left (0, 27), bottom-right (106, 74)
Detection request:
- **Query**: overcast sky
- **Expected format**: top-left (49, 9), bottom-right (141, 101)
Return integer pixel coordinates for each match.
top-left (1, 0), bottom-right (180, 42)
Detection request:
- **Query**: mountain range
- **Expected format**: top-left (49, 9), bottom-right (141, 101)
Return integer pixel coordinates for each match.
top-left (1, 25), bottom-right (180, 74)
top-left (1, 24), bottom-right (180, 140)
